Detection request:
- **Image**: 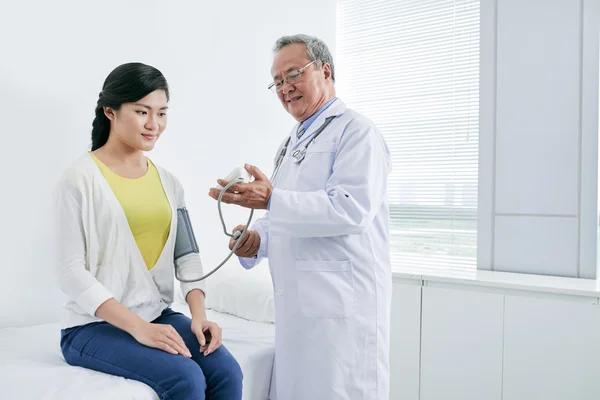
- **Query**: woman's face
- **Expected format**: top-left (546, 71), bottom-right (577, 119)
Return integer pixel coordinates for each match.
top-left (104, 89), bottom-right (168, 152)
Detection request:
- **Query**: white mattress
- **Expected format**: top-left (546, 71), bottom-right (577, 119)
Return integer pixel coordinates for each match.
top-left (0, 305), bottom-right (275, 400)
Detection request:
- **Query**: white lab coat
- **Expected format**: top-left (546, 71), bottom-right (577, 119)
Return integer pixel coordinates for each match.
top-left (240, 98), bottom-right (392, 400)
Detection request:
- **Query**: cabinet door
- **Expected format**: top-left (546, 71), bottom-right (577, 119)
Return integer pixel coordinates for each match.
top-left (420, 286), bottom-right (504, 400)
top-left (503, 295), bottom-right (600, 400)
top-left (390, 281), bottom-right (422, 400)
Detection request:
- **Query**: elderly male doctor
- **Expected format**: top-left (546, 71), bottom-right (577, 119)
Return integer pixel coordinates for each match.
top-left (209, 34), bottom-right (392, 400)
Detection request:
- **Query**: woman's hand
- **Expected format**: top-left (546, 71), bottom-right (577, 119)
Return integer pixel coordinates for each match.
top-left (130, 322), bottom-right (192, 358)
top-left (191, 319), bottom-right (223, 356)
top-left (95, 298), bottom-right (191, 358)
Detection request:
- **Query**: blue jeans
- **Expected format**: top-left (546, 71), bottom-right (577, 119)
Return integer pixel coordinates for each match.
top-left (60, 308), bottom-right (243, 400)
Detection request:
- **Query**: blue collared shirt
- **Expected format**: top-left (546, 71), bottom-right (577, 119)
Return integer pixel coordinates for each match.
top-left (299, 97), bottom-right (337, 134)
top-left (268, 97), bottom-right (337, 210)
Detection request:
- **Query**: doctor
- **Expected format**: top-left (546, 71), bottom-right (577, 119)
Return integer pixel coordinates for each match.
top-left (209, 34), bottom-right (392, 400)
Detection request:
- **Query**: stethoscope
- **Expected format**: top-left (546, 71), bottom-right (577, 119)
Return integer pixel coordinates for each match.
top-left (272, 116), bottom-right (336, 182)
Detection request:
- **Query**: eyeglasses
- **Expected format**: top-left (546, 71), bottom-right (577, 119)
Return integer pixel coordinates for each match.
top-left (268, 60), bottom-right (317, 93)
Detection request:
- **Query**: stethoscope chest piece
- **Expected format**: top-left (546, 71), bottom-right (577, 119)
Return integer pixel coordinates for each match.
top-left (292, 149), bottom-right (306, 163)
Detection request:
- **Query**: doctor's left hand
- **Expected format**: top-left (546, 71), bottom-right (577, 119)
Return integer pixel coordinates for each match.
top-left (191, 318), bottom-right (222, 356)
top-left (209, 164), bottom-right (273, 210)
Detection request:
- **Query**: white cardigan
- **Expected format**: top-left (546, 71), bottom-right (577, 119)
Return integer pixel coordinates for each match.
top-left (53, 153), bottom-right (206, 329)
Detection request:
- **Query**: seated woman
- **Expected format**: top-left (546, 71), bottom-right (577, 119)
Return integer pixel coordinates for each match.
top-left (54, 62), bottom-right (242, 400)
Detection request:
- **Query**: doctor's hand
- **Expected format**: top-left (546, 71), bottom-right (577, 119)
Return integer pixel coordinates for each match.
top-left (191, 318), bottom-right (223, 356)
top-left (229, 225), bottom-right (261, 258)
top-left (208, 164), bottom-right (273, 210)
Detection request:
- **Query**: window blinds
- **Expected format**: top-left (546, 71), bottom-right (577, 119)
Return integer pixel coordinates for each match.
top-left (336, 0), bottom-right (480, 271)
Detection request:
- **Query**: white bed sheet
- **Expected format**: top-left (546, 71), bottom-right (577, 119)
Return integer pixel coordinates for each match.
top-left (0, 305), bottom-right (275, 400)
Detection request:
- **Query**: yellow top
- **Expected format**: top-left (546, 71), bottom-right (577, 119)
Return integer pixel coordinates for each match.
top-left (91, 153), bottom-right (171, 270)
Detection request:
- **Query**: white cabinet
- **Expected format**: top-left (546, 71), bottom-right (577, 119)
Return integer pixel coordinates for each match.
top-left (390, 281), bottom-right (422, 400)
top-left (503, 295), bottom-right (600, 400)
top-left (420, 286), bottom-right (504, 400)
top-left (390, 272), bottom-right (600, 400)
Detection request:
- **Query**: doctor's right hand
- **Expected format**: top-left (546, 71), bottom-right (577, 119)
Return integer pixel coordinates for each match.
top-left (230, 225), bottom-right (260, 258)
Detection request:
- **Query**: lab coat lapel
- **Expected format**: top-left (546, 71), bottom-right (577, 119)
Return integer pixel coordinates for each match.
top-left (292, 99), bottom-right (346, 149)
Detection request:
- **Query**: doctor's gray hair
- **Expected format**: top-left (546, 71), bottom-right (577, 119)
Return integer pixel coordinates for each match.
top-left (273, 34), bottom-right (336, 83)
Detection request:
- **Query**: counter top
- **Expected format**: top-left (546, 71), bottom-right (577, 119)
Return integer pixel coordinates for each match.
top-left (392, 267), bottom-right (600, 298)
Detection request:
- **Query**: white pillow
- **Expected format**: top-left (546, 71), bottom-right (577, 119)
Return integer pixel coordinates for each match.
top-left (208, 260), bottom-right (275, 324)
top-left (174, 260), bottom-right (275, 324)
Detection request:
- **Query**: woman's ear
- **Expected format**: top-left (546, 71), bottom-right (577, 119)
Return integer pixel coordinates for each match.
top-left (104, 106), bottom-right (116, 122)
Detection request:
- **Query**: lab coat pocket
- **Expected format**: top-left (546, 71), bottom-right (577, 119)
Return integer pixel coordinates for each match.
top-left (296, 260), bottom-right (353, 319)
top-left (297, 142), bottom-right (337, 190)
top-left (95, 264), bottom-right (124, 301)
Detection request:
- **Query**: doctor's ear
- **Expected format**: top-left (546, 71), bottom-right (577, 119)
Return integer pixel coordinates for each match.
top-left (103, 106), bottom-right (116, 122)
top-left (322, 63), bottom-right (333, 81)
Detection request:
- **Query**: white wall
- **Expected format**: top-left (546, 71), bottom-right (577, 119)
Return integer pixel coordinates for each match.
top-left (478, 0), bottom-right (600, 278)
top-left (0, 0), bottom-right (336, 328)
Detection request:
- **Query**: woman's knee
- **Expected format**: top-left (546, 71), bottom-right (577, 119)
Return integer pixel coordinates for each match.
top-left (160, 359), bottom-right (207, 400)
top-left (223, 355), bottom-right (243, 387)
top-left (206, 347), bottom-right (243, 392)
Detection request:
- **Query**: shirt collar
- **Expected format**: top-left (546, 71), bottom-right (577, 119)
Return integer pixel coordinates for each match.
top-left (300, 97), bottom-right (337, 132)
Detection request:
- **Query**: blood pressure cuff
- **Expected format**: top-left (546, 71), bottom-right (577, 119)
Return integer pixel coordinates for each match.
top-left (174, 208), bottom-right (199, 260)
